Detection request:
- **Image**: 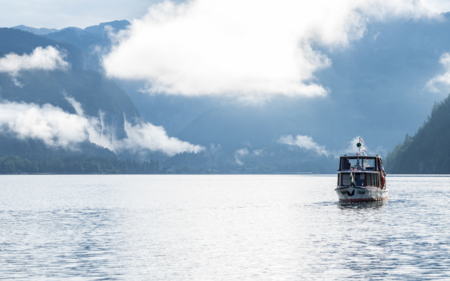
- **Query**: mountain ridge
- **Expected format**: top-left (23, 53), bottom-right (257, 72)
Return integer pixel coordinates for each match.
top-left (11, 25), bottom-right (58, 35)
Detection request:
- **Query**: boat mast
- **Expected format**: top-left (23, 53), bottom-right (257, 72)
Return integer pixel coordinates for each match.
top-left (358, 138), bottom-right (361, 155)
top-left (356, 138), bottom-right (361, 169)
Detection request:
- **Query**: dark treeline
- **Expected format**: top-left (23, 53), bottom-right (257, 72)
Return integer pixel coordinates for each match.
top-left (0, 156), bottom-right (160, 174)
top-left (386, 94), bottom-right (450, 173)
top-left (0, 155), bottom-right (335, 174)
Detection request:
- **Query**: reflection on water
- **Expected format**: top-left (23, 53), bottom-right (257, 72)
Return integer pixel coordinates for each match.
top-left (1, 175), bottom-right (450, 279)
top-left (338, 200), bottom-right (387, 210)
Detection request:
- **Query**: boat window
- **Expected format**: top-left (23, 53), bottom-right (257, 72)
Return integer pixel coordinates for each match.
top-left (342, 159), bottom-right (362, 170)
top-left (341, 173), bottom-right (367, 186)
top-left (366, 173), bottom-right (376, 186)
top-left (363, 158), bottom-right (375, 170)
top-left (355, 174), bottom-right (365, 186)
top-left (341, 173), bottom-right (350, 185)
top-left (341, 158), bottom-right (375, 170)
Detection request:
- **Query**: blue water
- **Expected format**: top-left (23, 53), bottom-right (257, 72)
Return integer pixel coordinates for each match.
top-left (1, 175), bottom-right (450, 280)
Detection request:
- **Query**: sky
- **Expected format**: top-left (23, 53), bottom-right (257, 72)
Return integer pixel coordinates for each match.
top-left (0, 0), bottom-right (449, 29)
top-left (102, 0), bottom-right (440, 101)
top-left (1, 0), bottom-right (450, 156)
top-left (0, 0), bottom-right (161, 29)
top-left (0, 0), bottom-right (446, 102)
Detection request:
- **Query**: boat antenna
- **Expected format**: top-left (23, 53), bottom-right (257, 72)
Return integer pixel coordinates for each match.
top-left (356, 139), bottom-right (361, 169)
top-left (359, 137), bottom-right (370, 167)
top-left (357, 137), bottom-right (361, 155)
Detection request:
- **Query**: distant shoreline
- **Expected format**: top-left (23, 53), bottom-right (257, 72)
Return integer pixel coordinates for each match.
top-left (2, 173), bottom-right (450, 176)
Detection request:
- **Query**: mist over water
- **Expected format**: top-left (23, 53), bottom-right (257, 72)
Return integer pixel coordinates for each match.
top-left (1, 175), bottom-right (450, 279)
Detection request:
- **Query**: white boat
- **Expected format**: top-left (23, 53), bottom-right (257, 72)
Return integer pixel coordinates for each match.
top-left (335, 142), bottom-right (388, 203)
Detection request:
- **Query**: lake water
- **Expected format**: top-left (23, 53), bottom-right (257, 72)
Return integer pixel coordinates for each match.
top-left (1, 175), bottom-right (450, 280)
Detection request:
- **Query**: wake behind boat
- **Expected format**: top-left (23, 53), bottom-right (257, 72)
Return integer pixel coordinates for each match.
top-left (335, 138), bottom-right (388, 203)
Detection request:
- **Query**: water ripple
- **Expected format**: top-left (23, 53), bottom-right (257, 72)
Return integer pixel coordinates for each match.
top-left (1, 175), bottom-right (450, 279)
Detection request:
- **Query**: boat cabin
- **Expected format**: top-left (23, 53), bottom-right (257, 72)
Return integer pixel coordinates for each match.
top-left (338, 154), bottom-right (383, 188)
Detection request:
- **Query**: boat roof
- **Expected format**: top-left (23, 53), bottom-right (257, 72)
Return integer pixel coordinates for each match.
top-left (340, 154), bottom-right (381, 159)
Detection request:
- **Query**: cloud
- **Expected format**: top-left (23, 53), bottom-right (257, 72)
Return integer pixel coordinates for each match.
top-left (279, 135), bottom-right (379, 157)
top-left (420, 0), bottom-right (450, 13)
top-left (279, 135), bottom-right (329, 156)
top-left (0, 98), bottom-right (203, 156)
top-left (426, 53), bottom-right (450, 93)
top-left (234, 148), bottom-right (249, 165)
top-left (103, 0), bottom-right (434, 101)
top-left (11, 78), bottom-right (24, 88)
top-left (339, 136), bottom-right (366, 156)
top-left (0, 46), bottom-right (70, 77)
top-left (209, 143), bottom-right (222, 154)
top-left (253, 149), bottom-right (263, 156)
top-left (120, 120), bottom-right (203, 156)
top-left (0, 101), bottom-right (90, 148)
top-left (373, 31), bottom-right (381, 41)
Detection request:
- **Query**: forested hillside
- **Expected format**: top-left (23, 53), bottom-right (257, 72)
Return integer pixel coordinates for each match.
top-left (386, 95), bottom-right (450, 173)
top-left (0, 155), bottom-right (160, 174)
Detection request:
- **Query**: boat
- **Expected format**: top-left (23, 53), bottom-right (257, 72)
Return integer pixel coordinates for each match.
top-left (335, 139), bottom-right (388, 203)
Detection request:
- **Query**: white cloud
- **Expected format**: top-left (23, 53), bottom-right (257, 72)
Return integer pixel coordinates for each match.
top-left (340, 136), bottom-right (366, 156)
top-left (0, 101), bottom-right (90, 148)
top-left (234, 148), bottom-right (249, 165)
top-left (253, 149), bottom-right (263, 156)
top-left (279, 135), bottom-right (329, 156)
top-left (420, 0), bottom-right (450, 13)
top-left (65, 95), bottom-right (84, 116)
top-left (426, 53), bottom-right (450, 93)
top-left (0, 46), bottom-right (70, 76)
top-left (11, 78), bottom-right (24, 88)
top-left (373, 31), bottom-right (381, 41)
top-left (334, 136), bottom-right (376, 157)
top-left (120, 120), bottom-right (203, 156)
top-left (103, 0), bottom-right (434, 101)
top-left (279, 135), bottom-right (378, 157)
top-left (0, 98), bottom-right (203, 156)
top-left (209, 143), bottom-right (222, 154)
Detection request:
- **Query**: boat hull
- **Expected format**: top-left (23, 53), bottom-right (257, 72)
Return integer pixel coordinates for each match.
top-left (335, 186), bottom-right (388, 203)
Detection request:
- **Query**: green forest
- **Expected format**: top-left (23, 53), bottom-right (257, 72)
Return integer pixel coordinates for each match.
top-left (0, 154), bottom-right (335, 174)
top-left (0, 155), bottom-right (160, 174)
top-left (386, 94), bottom-right (450, 173)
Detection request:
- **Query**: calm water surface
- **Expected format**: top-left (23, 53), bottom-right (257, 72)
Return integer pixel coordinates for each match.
top-left (1, 175), bottom-right (450, 280)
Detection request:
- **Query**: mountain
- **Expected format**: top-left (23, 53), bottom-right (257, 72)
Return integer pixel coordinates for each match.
top-left (124, 14), bottom-right (450, 155)
top-left (44, 27), bottom-right (106, 51)
top-left (0, 135), bottom-right (116, 161)
top-left (0, 29), bottom-right (140, 125)
top-left (6, 14), bottom-right (450, 173)
top-left (0, 69), bottom-right (140, 136)
top-left (162, 143), bottom-right (336, 174)
top-left (0, 28), bottom-right (83, 68)
top-left (43, 21), bottom-right (131, 53)
top-left (11, 25), bottom-right (58, 35)
top-left (84, 20), bottom-right (130, 34)
top-left (39, 16), bottom-right (450, 156)
top-left (385, 94), bottom-right (450, 174)
top-left (0, 28), bottom-right (141, 161)
top-left (42, 20), bottom-right (131, 71)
